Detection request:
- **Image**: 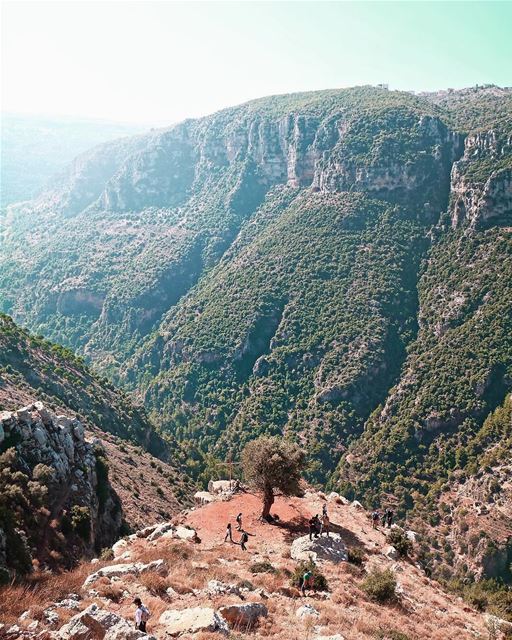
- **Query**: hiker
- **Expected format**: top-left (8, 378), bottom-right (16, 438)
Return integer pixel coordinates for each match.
top-left (322, 503), bottom-right (328, 518)
top-left (308, 515), bottom-right (320, 540)
top-left (386, 509), bottom-right (394, 528)
top-left (321, 513), bottom-right (330, 537)
top-left (236, 512), bottom-right (243, 531)
top-left (133, 597), bottom-right (150, 632)
top-left (301, 569), bottom-right (315, 596)
top-left (240, 529), bottom-right (249, 551)
top-left (371, 511), bottom-right (380, 529)
top-left (224, 522), bottom-right (233, 542)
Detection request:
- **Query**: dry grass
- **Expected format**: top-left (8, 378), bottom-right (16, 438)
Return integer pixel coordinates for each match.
top-left (139, 571), bottom-right (172, 597)
top-left (0, 560), bottom-right (108, 624)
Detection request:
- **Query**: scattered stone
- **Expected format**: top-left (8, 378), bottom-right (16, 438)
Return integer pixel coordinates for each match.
top-left (296, 604), bottom-right (319, 618)
top-left (350, 500), bottom-right (364, 510)
top-left (218, 603), bottom-right (268, 629)
top-left (82, 560), bottom-right (167, 588)
top-left (405, 530), bottom-right (418, 543)
top-left (159, 607), bottom-right (229, 636)
top-left (206, 580), bottom-right (241, 597)
top-left (291, 534), bottom-right (347, 564)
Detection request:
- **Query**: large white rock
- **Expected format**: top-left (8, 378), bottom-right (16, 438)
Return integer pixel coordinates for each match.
top-left (82, 560), bottom-right (167, 588)
top-left (58, 603), bottom-right (122, 639)
top-left (146, 522), bottom-right (174, 542)
top-left (218, 603), bottom-right (267, 629)
top-left (208, 480), bottom-right (233, 494)
top-left (291, 534), bottom-right (347, 564)
top-left (159, 607), bottom-right (228, 636)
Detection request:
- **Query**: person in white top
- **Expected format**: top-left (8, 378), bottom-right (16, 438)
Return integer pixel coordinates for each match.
top-left (134, 597), bottom-right (150, 632)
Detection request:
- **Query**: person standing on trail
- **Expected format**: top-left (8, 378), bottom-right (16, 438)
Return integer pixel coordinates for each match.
top-left (387, 509), bottom-right (394, 528)
top-left (301, 570), bottom-right (315, 596)
top-left (240, 529), bottom-right (249, 551)
top-left (309, 515), bottom-right (320, 541)
top-left (133, 597), bottom-right (150, 632)
top-left (236, 513), bottom-right (243, 531)
top-left (224, 522), bottom-right (233, 542)
top-left (321, 513), bottom-right (330, 537)
top-left (322, 503), bottom-right (328, 518)
top-left (371, 511), bottom-right (380, 529)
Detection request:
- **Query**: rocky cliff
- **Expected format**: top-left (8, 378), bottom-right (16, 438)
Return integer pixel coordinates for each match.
top-left (0, 402), bottom-right (121, 579)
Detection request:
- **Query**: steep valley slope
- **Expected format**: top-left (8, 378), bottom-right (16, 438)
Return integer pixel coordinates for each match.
top-left (0, 315), bottom-right (192, 580)
top-left (1, 85), bottom-right (511, 575)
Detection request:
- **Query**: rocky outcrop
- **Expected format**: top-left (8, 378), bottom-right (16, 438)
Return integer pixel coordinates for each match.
top-left (0, 403), bottom-right (123, 577)
top-left (58, 604), bottom-right (156, 640)
top-left (450, 129), bottom-right (512, 228)
top-left (290, 534), bottom-right (347, 564)
top-left (218, 603), bottom-right (268, 629)
top-left (158, 607), bottom-right (229, 636)
top-left (82, 560), bottom-right (167, 589)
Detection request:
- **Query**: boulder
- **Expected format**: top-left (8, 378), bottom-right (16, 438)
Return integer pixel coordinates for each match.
top-left (383, 545), bottom-right (399, 560)
top-left (485, 614), bottom-right (512, 635)
top-left (58, 604), bottom-right (122, 639)
top-left (350, 500), bottom-right (364, 510)
top-left (405, 530), bottom-right (418, 543)
top-left (291, 534), bottom-right (347, 564)
top-left (147, 522), bottom-right (174, 542)
top-left (112, 538), bottom-right (130, 558)
top-left (296, 604), bottom-right (319, 618)
top-left (194, 491), bottom-right (215, 506)
top-left (218, 603), bottom-right (268, 629)
top-left (208, 480), bottom-right (233, 494)
top-left (159, 607), bottom-right (228, 636)
top-left (82, 560), bottom-right (167, 588)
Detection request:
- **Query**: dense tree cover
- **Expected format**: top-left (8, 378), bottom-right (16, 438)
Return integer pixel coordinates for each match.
top-left (1, 84), bottom-right (511, 516)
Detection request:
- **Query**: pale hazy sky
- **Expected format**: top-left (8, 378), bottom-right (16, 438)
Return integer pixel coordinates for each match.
top-left (2, 1), bottom-right (511, 125)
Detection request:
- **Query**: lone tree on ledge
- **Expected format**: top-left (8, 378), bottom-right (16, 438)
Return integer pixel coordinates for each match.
top-left (241, 435), bottom-right (304, 520)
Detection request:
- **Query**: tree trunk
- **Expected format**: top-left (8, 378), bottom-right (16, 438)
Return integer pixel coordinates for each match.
top-left (262, 486), bottom-right (275, 520)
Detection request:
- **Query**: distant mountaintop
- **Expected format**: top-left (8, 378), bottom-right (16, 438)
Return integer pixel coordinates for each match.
top-left (0, 113), bottom-right (147, 206)
top-left (0, 86), bottom-right (510, 591)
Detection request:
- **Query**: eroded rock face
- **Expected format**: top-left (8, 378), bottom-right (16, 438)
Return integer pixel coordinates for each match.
top-left (82, 560), bottom-right (167, 588)
top-left (450, 129), bottom-right (512, 229)
top-left (0, 403), bottom-right (122, 578)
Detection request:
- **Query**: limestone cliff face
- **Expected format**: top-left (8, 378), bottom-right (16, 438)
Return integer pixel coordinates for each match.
top-left (91, 110), bottom-right (463, 218)
top-left (0, 402), bottom-right (122, 577)
top-left (450, 129), bottom-right (512, 228)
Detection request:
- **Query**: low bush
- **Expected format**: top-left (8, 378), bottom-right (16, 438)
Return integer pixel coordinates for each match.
top-left (361, 568), bottom-right (397, 603)
top-left (250, 561), bottom-right (278, 574)
top-left (290, 558), bottom-right (329, 592)
top-left (347, 546), bottom-right (365, 565)
top-left (387, 529), bottom-right (412, 557)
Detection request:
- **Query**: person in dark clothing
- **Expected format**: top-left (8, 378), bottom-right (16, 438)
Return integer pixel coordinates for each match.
top-left (322, 503), bottom-right (328, 518)
top-left (387, 509), bottom-right (394, 528)
top-left (309, 515), bottom-right (321, 540)
top-left (224, 522), bottom-right (233, 542)
top-left (240, 530), bottom-right (249, 551)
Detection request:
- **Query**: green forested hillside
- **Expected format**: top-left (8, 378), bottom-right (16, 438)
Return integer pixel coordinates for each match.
top-left (1, 85), bottom-right (511, 519)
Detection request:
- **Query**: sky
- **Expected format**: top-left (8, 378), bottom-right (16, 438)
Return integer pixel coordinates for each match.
top-left (1, 0), bottom-right (511, 126)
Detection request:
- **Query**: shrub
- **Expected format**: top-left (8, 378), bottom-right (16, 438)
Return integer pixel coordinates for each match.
top-left (387, 529), bottom-right (412, 557)
top-left (99, 547), bottom-right (114, 561)
top-left (361, 569), bottom-right (397, 603)
top-left (250, 561), bottom-right (278, 574)
top-left (70, 506), bottom-right (91, 541)
top-left (290, 559), bottom-right (329, 592)
top-left (347, 546), bottom-right (365, 565)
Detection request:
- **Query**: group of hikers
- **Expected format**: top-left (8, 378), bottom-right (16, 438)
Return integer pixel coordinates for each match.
top-left (224, 512), bottom-right (250, 550)
top-left (133, 500), bottom-right (401, 632)
top-left (371, 507), bottom-right (394, 529)
top-left (308, 503), bottom-right (330, 540)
